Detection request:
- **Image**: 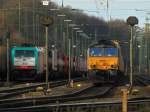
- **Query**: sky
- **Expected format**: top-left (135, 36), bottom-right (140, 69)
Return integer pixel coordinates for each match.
top-left (50, 0), bottom-right (150, 27)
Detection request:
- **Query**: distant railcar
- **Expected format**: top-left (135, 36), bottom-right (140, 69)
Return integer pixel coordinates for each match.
top-left (87, 40), bottom-right (124, 83)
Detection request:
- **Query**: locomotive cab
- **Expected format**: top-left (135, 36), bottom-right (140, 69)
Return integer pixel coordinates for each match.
top-left (11, 47), bottom-right (40, 80)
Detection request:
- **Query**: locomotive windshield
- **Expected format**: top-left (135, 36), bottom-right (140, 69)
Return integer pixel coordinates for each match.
top-left (89, 47), bottom-right (118, 56)
top-left (15, 50), bottom-right (34, 57)
top-left (104, 48), bottom-right (118, 56)
top-left (89, 48), bottom-right (103, 56)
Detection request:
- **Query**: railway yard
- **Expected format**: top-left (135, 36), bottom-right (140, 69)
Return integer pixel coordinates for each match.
top-left (0, 75), bottom-right (149, 112)
top-left (1, 0), bottom-right (150, 112)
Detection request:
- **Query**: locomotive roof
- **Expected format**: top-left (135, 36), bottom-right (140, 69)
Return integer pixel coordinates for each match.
top-left (89, 40), bottom-right (117, 48)
top-left (11, 46), bottom-right (39, 51)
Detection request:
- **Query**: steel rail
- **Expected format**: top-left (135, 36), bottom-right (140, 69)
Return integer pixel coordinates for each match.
top-left (0, 78), bottom-right (83, 100)
top-left (136, 78), bottom-right (148, 86)
top-left (0, 85), bottom-right (114, 109)
top-left (0, 85), bottom-right (94, 108)
top-left (0, 81), bottom-right (66, 100)
top-left (0, 77), bottom-right (84, 93)
top-left (1, 98), bottom-right (150, 112)
top-left (136, 75), bottom-right (150, 82)
top-left (0, 80), bottom-right (63, 93)
top-left (135, 75), bottom-right (150, 86)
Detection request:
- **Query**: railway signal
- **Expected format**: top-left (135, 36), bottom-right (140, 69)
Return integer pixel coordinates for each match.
top-left (41, 16), bottom-right (54, 91)
top-left (127, 16), bottom-right (138, 88)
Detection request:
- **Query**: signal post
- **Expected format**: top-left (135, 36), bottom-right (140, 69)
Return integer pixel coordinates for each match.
top-left (127, 16), bottom-right (138, 88)
top-left (6, 30), bottom-right (10, 86)
top-left (41, 16), bottom-right (54, 91)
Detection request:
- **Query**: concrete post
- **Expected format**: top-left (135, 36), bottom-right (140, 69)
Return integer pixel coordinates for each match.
top-left (6, 37), bottom-right (10, 86)
top-left (130, 26), bottom-right (133, 87)
top-left (45, 26), bottom-right (49, 89)
top-left (121, 89), bottom-right (128, 112)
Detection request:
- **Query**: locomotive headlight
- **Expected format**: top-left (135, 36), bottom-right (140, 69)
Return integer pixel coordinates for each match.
top-left (111, 65), bottom-right (118, 69)
top-left (91, 64), bottom-right (96, 69)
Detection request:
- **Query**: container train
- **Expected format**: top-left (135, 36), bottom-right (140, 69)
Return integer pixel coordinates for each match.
top-left (0, 45), bottom-right (86, 81)
top-left (87, 40), bottom-right (125, 83)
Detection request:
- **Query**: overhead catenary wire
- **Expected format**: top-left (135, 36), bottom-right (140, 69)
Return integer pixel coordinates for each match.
top-left (94, 0), bottom-right (101, 16)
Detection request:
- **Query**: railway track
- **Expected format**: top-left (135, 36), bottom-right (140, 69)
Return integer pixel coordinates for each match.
top-left (1, 98), bottom-right (150, 112)
top-left (134, 75), bottom-right (150, 86)
top-left (0, 84), bottom-right (115, 109)
top-left (0, 78), bottom-right (83, 100)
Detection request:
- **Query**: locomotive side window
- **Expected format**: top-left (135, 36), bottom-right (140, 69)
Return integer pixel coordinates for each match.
top-left (15, 50), bottom-right (34, 57)
top-left (89, 48), bottom-right (103, 56)
top-left (104, 48), bottom-right (118, 56)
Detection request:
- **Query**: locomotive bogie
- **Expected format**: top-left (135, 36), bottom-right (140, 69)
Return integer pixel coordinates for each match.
top-left (88, 69), bottom-right (119, 83)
